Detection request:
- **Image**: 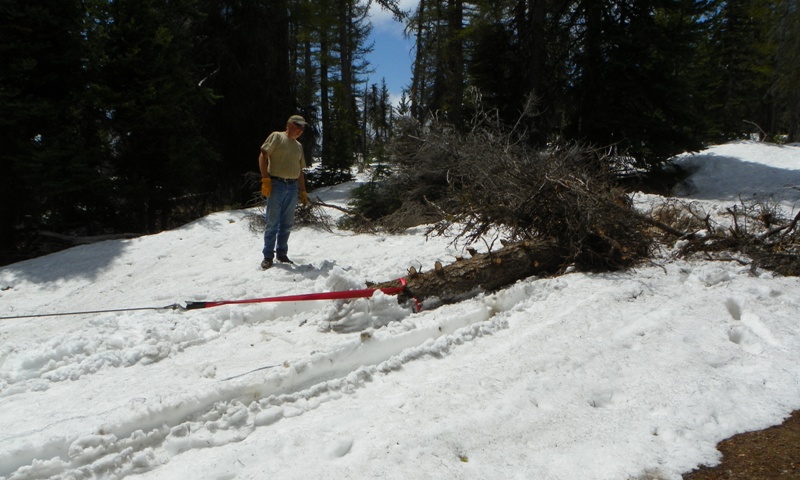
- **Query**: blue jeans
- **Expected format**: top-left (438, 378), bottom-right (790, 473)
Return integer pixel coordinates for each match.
top-left (262, 179), bottom-right (298, 260)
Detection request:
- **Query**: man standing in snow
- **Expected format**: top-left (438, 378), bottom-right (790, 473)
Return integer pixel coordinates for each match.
top-left (258, 115), bottom-right (309, 270)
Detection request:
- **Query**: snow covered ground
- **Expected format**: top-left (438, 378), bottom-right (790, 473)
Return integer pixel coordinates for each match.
top-left (1, 141), bottom-right (799, 480)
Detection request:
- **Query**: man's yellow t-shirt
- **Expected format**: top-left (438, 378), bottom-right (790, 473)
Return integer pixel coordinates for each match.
top-left (261, 132), bottom-right (306, 179)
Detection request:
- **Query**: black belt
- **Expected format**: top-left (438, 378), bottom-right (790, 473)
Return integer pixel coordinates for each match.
top-left (270, 176), bottom-right (297, 183)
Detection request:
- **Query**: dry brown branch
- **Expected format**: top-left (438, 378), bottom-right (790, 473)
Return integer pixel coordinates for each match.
top-left (246, 198), bottom-right (337, 234)
top-left (368, 104), bottom-right (800, 279)
top-left (311, 199), bottom-right (362, 219)
top-left (382, 109), bottom-right (654, 271)
top-left (762, 210), bottom-right (800, 239)
top-left (294, 200), bottom-right (335, 232)
top-left (314, 199), bottom-right (379, 233)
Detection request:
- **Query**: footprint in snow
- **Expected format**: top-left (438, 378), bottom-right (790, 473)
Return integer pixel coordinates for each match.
top-left (724, 298), bottom-right (742, 321)
top-left (327, 437), bottom-right (354, 458)
top-left (727, 326), bottom-right (764, 355)
top-left (724, 297), bottom-right (780, 352)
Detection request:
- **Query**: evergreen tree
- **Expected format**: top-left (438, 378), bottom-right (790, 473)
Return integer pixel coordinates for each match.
top-left (314, 0), bottom-right (372, 183)
top-left (408, 0), bottom-right (466, 124)
top-left (99, 0), bottom-right (216, 232)
top-left (291, 0), bottom-right (321, 167)
top-left (0, 0), bottom-right (109, 254)
top-left (364, 79), bottom-right (393, 165)
top-left (701, 0), bottom-right (776, 141)
top-left (396, 90), bottom-right (412, 117)
top-left (466, 0), bottom-right (560, 145)
top-left (770, 0), bottom-right (800, 141)
top-left (565, 0), bottom-right (711, 166)
top-left (195, 0), bottom-right (292, 205)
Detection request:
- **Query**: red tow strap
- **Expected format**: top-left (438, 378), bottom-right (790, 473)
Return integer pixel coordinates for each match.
top-left (184, 285), bottom-right (408, 310)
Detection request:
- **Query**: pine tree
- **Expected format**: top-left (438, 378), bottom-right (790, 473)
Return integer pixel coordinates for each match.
top-left (561, 0), bottom-right (711, 166)
top-left (0, 0), bottom-right (109, 255)
top-left (408, 0), bottom-right (466, 124)
top-left (194, 0), bottom-right (292, 205)
top-left (770, 0), bottom-right (800, 141)
top-left (99, 0), bottom-right (215, 232)
top-left (314, 0), bottom-right (372, 183)
top-left (364, 79), bottom-right (393, 166)
top-left (701, 0), bottom-right (777, 141)
top-left (396, 90), bottom-right (412, 117)
top-left (466, 0), bottom-right (556, 145)
top-left (291, 0), bottom-right (321, 167)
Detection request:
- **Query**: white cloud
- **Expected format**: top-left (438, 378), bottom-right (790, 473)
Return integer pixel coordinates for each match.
top-left (368, 0), bottom-right (419, 37)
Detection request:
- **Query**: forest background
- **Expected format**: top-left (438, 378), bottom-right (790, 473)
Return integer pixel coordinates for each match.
top-left (1, 0), bottom-right (799, 266)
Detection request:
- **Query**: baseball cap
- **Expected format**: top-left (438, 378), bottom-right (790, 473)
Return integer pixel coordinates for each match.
top-left (288, 115), bottom-right (308, 126)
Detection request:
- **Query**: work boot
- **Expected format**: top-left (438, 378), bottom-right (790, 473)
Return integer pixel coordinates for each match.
top-left (276, 255), bottom-right (293, 264)
top-left (260, 258), bottom-right (273, 270)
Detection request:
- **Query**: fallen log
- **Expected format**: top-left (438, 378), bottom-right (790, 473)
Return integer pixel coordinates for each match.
top-left (371, 239), bottom-right (569, 304)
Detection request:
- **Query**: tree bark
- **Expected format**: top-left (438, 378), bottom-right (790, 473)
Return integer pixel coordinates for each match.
top-left (372, 239), bottom-right (569, 304)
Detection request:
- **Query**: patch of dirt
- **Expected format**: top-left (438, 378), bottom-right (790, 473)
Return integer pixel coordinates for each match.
top-left (683, 410), bottom-right (800, 479)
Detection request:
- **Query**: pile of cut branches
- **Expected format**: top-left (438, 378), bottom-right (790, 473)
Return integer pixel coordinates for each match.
top-left (664, 197), bottom-right (800, 276)
top-left (370, 110), bottom-right (653, 271)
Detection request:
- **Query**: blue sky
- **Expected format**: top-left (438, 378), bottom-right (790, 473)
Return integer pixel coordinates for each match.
top-left (365, 0), bottom-right (418, 106)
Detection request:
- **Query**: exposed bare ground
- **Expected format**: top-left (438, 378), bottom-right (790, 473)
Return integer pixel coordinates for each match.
top-left (683, 410), bottom-right (800, 479)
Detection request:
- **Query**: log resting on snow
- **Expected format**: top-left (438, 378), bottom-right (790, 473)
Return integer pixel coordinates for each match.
top-left (371, 239), bottom-right (569, 304)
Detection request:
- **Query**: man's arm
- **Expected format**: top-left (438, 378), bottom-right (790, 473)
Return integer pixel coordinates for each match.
top-left (298, 170), bottom-right (307, 192)
top-left (258, 149), bottom-right (270, 177)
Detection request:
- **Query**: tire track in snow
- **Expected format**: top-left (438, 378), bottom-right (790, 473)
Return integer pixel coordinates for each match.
top-left (0, 291), bottom-right (520, 479)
